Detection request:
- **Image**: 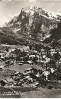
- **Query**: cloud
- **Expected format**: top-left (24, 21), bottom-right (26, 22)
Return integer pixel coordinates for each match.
top-left (0, 11), bottom-right (20, 27)
top-left (9, 12), bottom-right (19, 18)
top-left (14, 12), bottom-right (20, 16)
top-left (9, 13), bottom-right (13, 18)
top-left (29, 0), bottom-right (36, 2)
top-left (0, 15), bottom-right (9, 27)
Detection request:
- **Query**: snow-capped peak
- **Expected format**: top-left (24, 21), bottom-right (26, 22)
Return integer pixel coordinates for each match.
top-left (22, 6), bottom-right (61, 19)
top-left (25, 5), bottom-right (36, 15)
top-left (30, 5), bottom-right (34, 10)
top-left (43, 7), bottom-right (61, 19)
top-left (43, 8), bottom-right (57, 18)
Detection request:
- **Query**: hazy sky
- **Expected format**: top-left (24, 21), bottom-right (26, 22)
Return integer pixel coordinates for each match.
top-left (0, 0), bottom-right (61, 27)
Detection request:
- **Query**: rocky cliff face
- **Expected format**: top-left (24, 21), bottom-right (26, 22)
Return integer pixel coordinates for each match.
top-left (0, 6), bottom-right (61, 45)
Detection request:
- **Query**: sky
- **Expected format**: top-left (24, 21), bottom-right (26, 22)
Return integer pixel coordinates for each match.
top-left (0, 0), bottom-right (61, 27)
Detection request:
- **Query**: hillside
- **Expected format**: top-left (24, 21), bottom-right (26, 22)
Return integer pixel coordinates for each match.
top-left (0, 6), bottom-right (61, 45)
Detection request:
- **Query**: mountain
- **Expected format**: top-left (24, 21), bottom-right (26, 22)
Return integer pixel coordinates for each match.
top-left (0, 6), bottom-right (61, 45)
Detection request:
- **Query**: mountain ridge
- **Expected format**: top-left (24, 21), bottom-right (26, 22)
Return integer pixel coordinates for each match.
top-left (0, 6), bottom-right (61, 45)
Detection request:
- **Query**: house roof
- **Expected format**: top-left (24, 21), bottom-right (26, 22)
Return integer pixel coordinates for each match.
top-left (43, 71), bottom-right (50, 76)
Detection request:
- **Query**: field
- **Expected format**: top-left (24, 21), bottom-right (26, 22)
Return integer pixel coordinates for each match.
top-left (0, 86), bottom-right (61, 98)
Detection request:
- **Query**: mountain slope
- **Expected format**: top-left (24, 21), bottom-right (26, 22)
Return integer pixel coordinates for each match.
top-left (0, 6), bottom-right (61, 45)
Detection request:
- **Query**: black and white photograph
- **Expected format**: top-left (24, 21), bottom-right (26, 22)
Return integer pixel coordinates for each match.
top-left (0, 0), bottom-right (61, 98)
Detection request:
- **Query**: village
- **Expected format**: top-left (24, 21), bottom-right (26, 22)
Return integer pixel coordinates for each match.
top-left (0, 44), bottom-right (61, 89)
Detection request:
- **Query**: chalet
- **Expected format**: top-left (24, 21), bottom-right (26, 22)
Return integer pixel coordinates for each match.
top-left (0, 65), bottom-right (4, 71)
top-left (36, 72), bottom-right (40, 77)
top-left (27, 60), bottom-right (33, 64)
top-left (42, 71), bottom-right (50, 80)
top-left (10, 49), bottom-right (15, 52)
top-left (50, 68), bottom-right (55, 73)
top-left (5, 52), bottom-right (10, 59)
top-left (29, 55), bottom-right (35, 59)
